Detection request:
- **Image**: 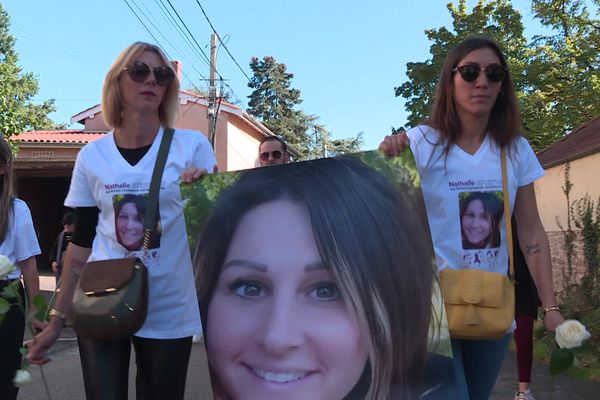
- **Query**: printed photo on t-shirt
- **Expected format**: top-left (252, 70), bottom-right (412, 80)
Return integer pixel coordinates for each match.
top-left (113, 194), bottom-right (161, 251)
top-left (458, 191), bottom-right (503, 250)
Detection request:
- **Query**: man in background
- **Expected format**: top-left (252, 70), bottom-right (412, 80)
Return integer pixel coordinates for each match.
top-left (258, 136), bottom-right (289, 167)
top-left (49, 212), bottom-right (76, 289)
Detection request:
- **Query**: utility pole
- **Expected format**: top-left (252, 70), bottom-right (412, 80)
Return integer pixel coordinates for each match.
top-left (208, 33), bottom-right (218, 147)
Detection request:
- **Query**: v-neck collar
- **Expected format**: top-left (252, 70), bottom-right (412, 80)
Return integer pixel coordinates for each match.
top-left (109, 126), bottom-right (164, 169)
top-left (453, 134), bottom-right (489, 158)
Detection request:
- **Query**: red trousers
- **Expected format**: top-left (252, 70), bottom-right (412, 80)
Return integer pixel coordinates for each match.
top-left (514, 314), bottom-right (535, 383)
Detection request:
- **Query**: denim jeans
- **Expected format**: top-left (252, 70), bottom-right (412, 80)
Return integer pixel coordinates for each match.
top-left (451, 333), bottom-right (512, 400)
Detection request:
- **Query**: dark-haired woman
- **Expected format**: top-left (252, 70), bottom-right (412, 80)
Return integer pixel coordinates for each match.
top-left (0, 137), bottom-right (42, 400)
top-left (380, 36), bottom-right (564, 399)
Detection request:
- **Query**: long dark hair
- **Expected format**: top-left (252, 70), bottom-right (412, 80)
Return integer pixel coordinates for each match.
top-left (428, 36), bottom-right (521, 153)
top-left (0, 138), bottom-right (15, 242)
top-left (194, 156), bottom-right (434, 399)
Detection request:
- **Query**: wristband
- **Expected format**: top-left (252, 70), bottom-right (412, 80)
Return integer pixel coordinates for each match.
top-left (49, 308), bottom-right (68, 321)
top-left (542, 304), bottom-right (560, 319)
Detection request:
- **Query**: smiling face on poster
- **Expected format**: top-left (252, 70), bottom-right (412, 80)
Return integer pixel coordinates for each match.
top-left (182, 151), bottom-right (457, 400)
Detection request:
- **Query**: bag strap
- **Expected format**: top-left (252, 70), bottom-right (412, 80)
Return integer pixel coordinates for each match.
top-left (142, 127), bottom-right (174, 251)
top-left (501, 148), bottom-right (514, 281)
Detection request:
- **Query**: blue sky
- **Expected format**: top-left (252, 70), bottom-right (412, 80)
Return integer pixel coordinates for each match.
top-left (2, 0), bottom-right (571, 150)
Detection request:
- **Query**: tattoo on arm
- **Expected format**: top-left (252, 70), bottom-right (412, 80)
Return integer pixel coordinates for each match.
top-left (526, 243), bottom-right (541, 255)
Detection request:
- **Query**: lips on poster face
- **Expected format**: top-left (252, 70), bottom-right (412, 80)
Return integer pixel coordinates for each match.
top-left (182, 150), bottom-right (458, 399)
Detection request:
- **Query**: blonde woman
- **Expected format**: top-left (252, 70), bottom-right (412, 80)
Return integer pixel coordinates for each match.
top-left (28, 42), bottom-right (216, 399)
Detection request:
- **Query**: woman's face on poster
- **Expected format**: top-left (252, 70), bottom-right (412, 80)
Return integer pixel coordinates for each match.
top-left (461, 198), bottom-right (492, 247)
top-left (116, 202), bottom-right (144, 250)
top-left (206, 200), bottom-right (368, 400)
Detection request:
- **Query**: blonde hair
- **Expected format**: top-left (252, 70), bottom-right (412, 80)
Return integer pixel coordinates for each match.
top-left (101, 42), bottom-right (180, 129)
top-left (0, 138), bottom-right (15, 242)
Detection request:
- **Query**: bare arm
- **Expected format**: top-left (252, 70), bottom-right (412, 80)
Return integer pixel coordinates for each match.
top-left (18, 255), bottom-right (46, 334)
top-left (18, 255), bottom-right (40, 309)
top-left (27, 243), bottom-right (91, 364)
top-left (514, 183), bottom-right (565, 331)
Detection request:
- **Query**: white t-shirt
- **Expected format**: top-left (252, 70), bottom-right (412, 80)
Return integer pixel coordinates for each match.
top-left (65, 127), bottom-right (216, 339)
top-left (407, 125), bottom-right (543, 275)
top-left (1, 199), bottom-right (41, 280)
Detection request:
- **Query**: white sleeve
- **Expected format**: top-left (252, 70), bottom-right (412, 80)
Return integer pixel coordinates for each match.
top-left (516, 137), bottom-right (544, 187)
top-left (192, 133), bottom-right (217, 173)
top-left (13, 200), bottom-right (41, 261)
top-left (64, 146), bottom-right (97, 207)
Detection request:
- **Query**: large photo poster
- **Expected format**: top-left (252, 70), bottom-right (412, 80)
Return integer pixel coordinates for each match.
top-left (181, 150), bottom-right (456, 399)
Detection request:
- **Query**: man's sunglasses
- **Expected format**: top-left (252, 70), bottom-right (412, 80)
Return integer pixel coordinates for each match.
top-left (123, 61), bottom-right (175, 87)
top-left (259, 151), bottom-right (283, 161)
top-left (452, 63), bottom-right (507, 83)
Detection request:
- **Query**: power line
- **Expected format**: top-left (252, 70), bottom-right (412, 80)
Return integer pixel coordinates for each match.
top-left (129, 0), bottom-right (193, 69)
top-left (122, 0), bottom-right (165, 56)
top-left (164, 0), bottom-right (224, 81)
top-left (136, 0), bottom-right (211, 81)
top-left (193, 0), bottom-right (253, 83)
top-left (153, 0), bottom-right (212, 77)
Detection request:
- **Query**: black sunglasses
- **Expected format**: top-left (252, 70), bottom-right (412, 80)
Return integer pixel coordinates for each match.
top-left (259, 150), bottom-right (283, 161)
top-left (452, 63), bottom-right (507, 83)
top-left (123, 61), bottom-right (175, 87)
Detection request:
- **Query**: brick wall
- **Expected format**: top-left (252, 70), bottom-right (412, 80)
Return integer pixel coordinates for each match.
top-left (547, 230), bottom-right (587, 292)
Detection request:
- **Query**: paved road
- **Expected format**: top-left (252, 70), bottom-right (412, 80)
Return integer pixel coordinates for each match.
top-left (16, 276), bottom-right (599, 399)
top-left (19, 327), bottom-right (212, 400)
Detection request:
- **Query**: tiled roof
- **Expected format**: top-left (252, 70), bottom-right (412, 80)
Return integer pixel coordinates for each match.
top-left (537, 115), bottom-right (600, 168)
top-left (11, 130), bottom-right (106, 144)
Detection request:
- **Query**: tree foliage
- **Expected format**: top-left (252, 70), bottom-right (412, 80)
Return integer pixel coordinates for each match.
top-left (524, 0), bottom-right (600, 150)
top-left (0, 5), bottom-right (64, 140)
top-left (247, 56), bottom-right (362, 159)
top-left (394, 0), bottom-right (600, 152)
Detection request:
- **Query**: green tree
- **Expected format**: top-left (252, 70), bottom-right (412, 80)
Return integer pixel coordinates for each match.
top-left (0, 4), bottom-right (64, 140)
top-left (394, 0), bottom-right (600, 152)
top-left (523, 0), bottom-right (600, 150)
top-left (395, 0), bottom-right (527, 130)
top-left (247, 56), bottom-right (362, 159)
top-left (247, 56), bottom-right (311, 157)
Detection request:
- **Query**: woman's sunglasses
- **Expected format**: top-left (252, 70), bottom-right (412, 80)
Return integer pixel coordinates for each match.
top-left (123, 61), bottom-right (175, 87)
top-left (259, 150), bottom-right (283, 161)
top-left (452, 63), bottom-right (507, 83)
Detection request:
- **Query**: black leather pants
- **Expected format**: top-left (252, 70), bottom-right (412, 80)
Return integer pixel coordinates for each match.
top-left (0, 281), bottom-right (25, 400)
top-left (77, 335), bottom-right (192, 400)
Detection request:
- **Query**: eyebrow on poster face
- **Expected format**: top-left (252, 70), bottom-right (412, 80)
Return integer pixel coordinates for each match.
top-left (221, 259), bottom-right (328, 273)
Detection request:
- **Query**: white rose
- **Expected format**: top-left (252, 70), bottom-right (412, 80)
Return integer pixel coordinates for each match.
top-left (0, 254), bottom-right (16, 278)
top-left (13, 369), bottom-right (32, 387)
top-left (555, 319), bottom-right (592, 349)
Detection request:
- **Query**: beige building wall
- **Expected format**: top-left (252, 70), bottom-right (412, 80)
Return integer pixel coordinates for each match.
top-left (535, 152), bottom-right (600, 291)
top-left (175, 103), bottom-right (210, 134)
top-left (535, 153), bottom-right (600, 232)
top-left (83, 114), bottom-right (109, 131)
top-left (226, 119), bottom-right (262, 171)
